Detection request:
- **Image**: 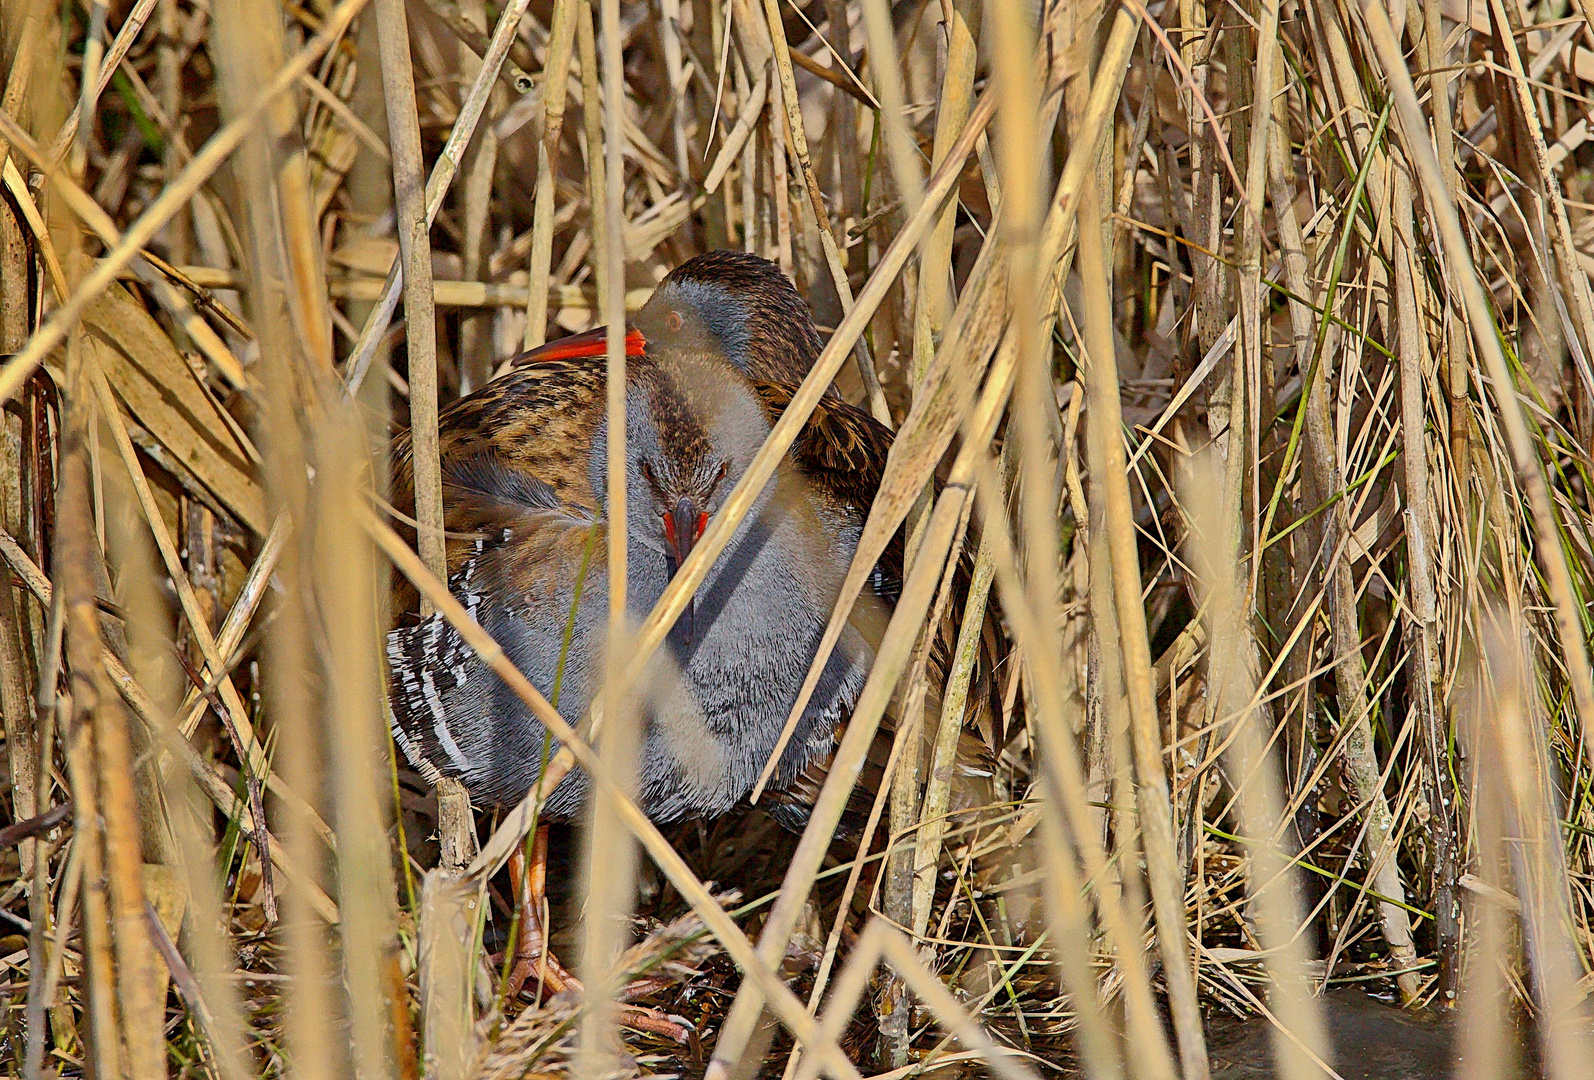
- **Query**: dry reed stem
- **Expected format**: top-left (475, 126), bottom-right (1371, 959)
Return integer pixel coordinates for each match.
top-left (0, 0), bottom-right (369, 408)
top-left (1367, 2), bottom-right (1594, 772)
top-left (1185, 452), bottom-right (1332, 1080)
top-left (56, 319), bottom-right (165, 1078)
top-left (317, 413), bottom-right (406, 1080)
top-left (1391, 157), bottom-right (1462, 998)
top-left (1423, 0), bottom-right (1470, 476)
top-left (575, 0), bottom-right (607, 303)
top-left (968, 441), bottom-right (1138, 1080)
top-left (0, 149), bottom-right (38, 940)
top-left (100, 411), bottom-right (255, 1080)
top-left (1472, 623), bottom-right (1594, 1079)
top-left (902, 0), bottom-right (982, 947)
top-left (374, 0), bottom-right (445, 604)
top-left (12, 1), bottom-right (1594, 1075)
top-left (783, 690), bottom-right (918, 1080)
top-left (879, 0), bottom-right (982, 1043)
top-left (1078, 166), bottom-right (1209, 1079)
top-left (991, 7), bottom-right (1174, 1078)
top-left (211, 4), bottom-right (350, 1074)
top-left (367, 512), bottom-right (868, 1080)
top-left (343, 0), bottom-right (536, 395)
top-left (579, 2), bottom-right (636, 1073)
top-left (522, 0), bottom-right (578, 351)
top-left (910, 507), bottom-right (997, 936)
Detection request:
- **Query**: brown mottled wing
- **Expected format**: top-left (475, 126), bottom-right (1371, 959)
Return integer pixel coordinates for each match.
top-left (750, 381), bottom-right (891, 511)
top-left (388, 358), bottom-right (607, 614)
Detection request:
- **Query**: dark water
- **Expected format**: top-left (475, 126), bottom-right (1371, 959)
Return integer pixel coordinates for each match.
top-left (1208, 990), bottom-right (1457, 1080)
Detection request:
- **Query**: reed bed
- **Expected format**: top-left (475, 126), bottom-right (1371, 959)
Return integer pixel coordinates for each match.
top-left (2, 0), bottom-right (1594, 1077)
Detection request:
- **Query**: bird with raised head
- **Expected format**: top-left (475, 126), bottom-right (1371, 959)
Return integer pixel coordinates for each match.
top-left (385, 251), bottom-right (996, 1038)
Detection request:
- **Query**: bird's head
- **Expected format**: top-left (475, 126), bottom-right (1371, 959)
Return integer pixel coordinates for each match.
top-left (634, 250), bottom-right (825, 386)
top-left (510, 251), bottom-right (815, 632)
top-left (620, 356), bottom-right (769, 575)
top-left (617, 356), bottom-right (772, 638)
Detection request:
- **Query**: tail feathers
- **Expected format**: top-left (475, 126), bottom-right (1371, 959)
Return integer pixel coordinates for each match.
top-left (387, 612), bottom-right (480, 787)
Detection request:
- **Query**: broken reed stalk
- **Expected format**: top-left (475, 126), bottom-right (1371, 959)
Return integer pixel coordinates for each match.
top-left (419, 870), bottom-right (479, 1080)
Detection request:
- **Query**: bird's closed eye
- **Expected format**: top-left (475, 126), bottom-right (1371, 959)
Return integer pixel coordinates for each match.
top-left (640, 459), bottom-right (660, 489)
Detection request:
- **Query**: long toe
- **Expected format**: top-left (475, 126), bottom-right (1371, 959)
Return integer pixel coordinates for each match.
top-left (505, 941), bottom-right (581, 1002)
top-left (616, 1005), bottom-right (695, 1045)
top-left (617, 975), bottom-right (675, 1003)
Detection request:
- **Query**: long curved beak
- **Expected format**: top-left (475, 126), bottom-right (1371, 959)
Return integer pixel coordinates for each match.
top-left (663, 497), bottom-right (708, 640)
top-left (510, 324), bottom-right (646, 365)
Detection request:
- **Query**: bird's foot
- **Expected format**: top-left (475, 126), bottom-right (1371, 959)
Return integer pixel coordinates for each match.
top-left (501, 946), bottom-right (579, 1004)
top-left (502, 829), bottom-right (693, 1043)
top-left (502, 953), bottom-right (693, 1044)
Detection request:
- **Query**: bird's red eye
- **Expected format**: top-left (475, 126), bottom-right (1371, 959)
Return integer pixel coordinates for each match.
top-left (640, 460), bottom-right (657, 487)
top-left (694, 511), bottom-right (708, 540)
top-left (666, 310), bottom-right (683, 331)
